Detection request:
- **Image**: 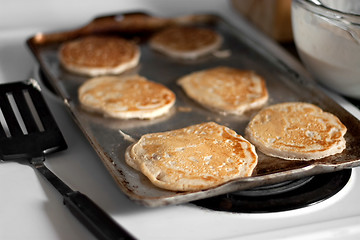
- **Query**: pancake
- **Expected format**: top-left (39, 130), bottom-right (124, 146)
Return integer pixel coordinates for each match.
top-left (245, 102), bottom-right (347, 160)
top-left (125, 122), bottom-right (258, 191)
top-left (78, 75), bottom-right (175, 119)
top-left (59, 35), bottom-right (140, 76)
top-left (177, 66), bottom-right (268, 115)
top-left (149, 26), bottom-right (222, 59)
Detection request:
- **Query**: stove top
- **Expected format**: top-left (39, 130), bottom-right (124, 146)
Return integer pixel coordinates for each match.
top-left (193, 169), bottom-right (352, 213)
top-left (1, 1), bottom-right (360, 239)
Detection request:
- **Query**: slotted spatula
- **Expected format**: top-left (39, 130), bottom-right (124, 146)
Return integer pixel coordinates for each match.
top-left (0, 79), bottom-right (135, 240)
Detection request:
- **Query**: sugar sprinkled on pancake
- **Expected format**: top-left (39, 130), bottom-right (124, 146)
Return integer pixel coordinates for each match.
top-left (245, 102), bottom-right (347, 160)
top-left (177, 66), bottom-right (268, 115)
top-left (149, 26), bottom-right (222, 59)
top-left (59, 35), bottom-right (140, 76)
top-left (125, 122), bottom-right (258, 191)
top-left (78, 75), bottom-right (175, 119)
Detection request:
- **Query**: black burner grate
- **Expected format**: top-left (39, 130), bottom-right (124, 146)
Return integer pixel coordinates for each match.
top-left (192, 169), bottom-right (351, 213)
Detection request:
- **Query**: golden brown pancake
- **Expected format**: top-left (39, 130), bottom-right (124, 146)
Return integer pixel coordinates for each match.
top-left (78, 75), bottom-right (175, 119)
top-left (125, 122), bottom-right (258, 191)
top-left (149, 26), bottom-right (222, 59)
top-left (59, 35), bottom-right (140, 76)
top-left (245, 102), bottom-right (347, 160)
top-left (177, 66), bottom-right (268, 115)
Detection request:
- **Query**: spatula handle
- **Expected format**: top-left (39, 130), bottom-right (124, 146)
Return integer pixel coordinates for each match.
top-left (64, 191), bottom-right (136, 240)
top-left (32, 158), bottom-right (135, 240)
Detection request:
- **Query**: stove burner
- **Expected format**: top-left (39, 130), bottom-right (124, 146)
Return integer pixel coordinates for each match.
top-left (192, 169), bottom-right (351, 213)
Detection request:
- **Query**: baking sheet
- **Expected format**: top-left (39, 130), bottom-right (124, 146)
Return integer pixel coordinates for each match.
top-left (27, 12), bottom-right (360, 206)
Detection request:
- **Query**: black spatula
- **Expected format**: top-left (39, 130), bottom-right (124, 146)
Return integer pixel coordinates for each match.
top-left (0, 79), bottom-right (135, 240)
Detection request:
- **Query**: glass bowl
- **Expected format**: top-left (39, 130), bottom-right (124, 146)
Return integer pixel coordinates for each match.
top-left (291, 0), bottom-right (360, 98)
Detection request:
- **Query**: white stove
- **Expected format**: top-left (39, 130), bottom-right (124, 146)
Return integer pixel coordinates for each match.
top-left (1, 1), bottom-right (360, 239)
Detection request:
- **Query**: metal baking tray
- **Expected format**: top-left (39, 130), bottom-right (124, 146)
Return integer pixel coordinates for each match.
top-left (27, 12), bottom-right (360, 207)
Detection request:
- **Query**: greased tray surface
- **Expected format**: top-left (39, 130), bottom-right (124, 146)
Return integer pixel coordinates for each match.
top-left (27, 12), bottom-right (360, 206)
